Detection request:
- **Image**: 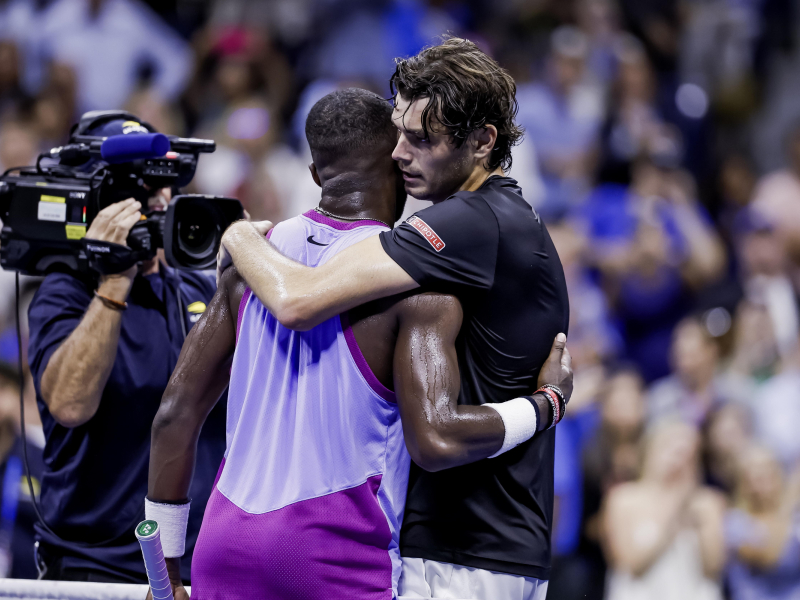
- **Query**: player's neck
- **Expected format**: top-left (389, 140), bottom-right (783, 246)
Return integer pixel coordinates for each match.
top-left (318, 174), bottom-right (394, 225)
top-left (458, 166), bottom-right (504, 195)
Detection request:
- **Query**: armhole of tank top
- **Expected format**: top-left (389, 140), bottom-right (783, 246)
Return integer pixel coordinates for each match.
top-left (338, 312), bottom-right (397, 404)
top-left (234, 228), bottom-right (273, 346)
top-left (236, 288), bottom-right (252, 346)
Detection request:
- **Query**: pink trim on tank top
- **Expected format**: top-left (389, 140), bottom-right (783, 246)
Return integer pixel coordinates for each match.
top-left (339, 312), bottom-right (396, 404)
top-left (303, 209), bottom-right (388, 231)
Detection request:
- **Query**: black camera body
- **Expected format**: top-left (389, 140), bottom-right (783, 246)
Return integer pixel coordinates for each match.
top-left (0, 110), bottom-right (244, 275)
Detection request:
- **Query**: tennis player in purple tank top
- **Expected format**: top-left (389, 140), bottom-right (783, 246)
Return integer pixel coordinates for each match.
top-left (145, 89), bottom-right (572, 600)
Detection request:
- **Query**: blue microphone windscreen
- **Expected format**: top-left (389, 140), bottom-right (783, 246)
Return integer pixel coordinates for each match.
top-left (101, 133), bottom-right (169, 164)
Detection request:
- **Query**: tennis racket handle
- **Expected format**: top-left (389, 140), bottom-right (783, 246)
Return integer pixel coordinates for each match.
top-left (136, 520), bottom-right (175, 600)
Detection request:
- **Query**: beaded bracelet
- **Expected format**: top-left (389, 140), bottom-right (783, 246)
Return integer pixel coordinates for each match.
top-left (536, 387), bottom-right (561, 429)
top-left (541, 384), bottom-right (566, 421)
top-left (94, 290), bottom-right (128, 311)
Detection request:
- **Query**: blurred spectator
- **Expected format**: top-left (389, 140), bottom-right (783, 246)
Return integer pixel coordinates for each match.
top-left (37, 0), bottom-right (192, 114)
top-left (555, 369), bottom-right (648, 600)
top-left (0, 119), bottom-right (39, 172)
top-left (185, 26), bottom-right (292, 131)
top-left (717, 153), bottom-right (757, 246)
top-left (0, 362), bottom-right (44, 580)
top-left (549, 222), bottom-right (620, 381)
top-left (750, 346), bottom-right (800, 468)
top-left (125, 87), bottom-right (183, 136)
top-left (32, 89), bottom-right (73, 148)
top-left (751, 122), bottom-right (800, 266)
top-left (648, 315), bottom-right (747, 427)
top-left (680, 0), bottom-right (760, 122)
top-left (507, 127), bottom-right (545, 210)
top-left (308, 0), bottom-right (458, 85)
top-left (726, 300), bottom-right (780, 381)
top-left (517, 25), bottom-right (604, 219)
top-left (206, 0), bottom-right (314, 47)
top-left (193, 97), bottom-right (313, 222)
top-left (617, 0), bottom-right (681, 73)
top-left (602, 420), bottom-right (725, 600)
top-left (584, 369), bottom-right (647, 511)
top-left (580, 156), bottom-right (727, 381)
top-left (549, 358), bottom-right (607, 599)
top-left (596, 35), bottom-right (666, 185)
top-left (574, 0), bottom-right (625, 88)
top-left (0, 40), bottom-right (26, 117)
top-left (187, 26), bottom-right (315, 222)
top-left (0, 0), bottom-right (53, 95)
top-left (737, 217), bottom-right (799, 361)
top-left (726, 445), bottom-right (800, 600)
top-left (703, 404), bottom-right (753, 494)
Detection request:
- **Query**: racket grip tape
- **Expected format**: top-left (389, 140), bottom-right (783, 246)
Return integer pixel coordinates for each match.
top-left (136, 520), bottom-right (175, 600)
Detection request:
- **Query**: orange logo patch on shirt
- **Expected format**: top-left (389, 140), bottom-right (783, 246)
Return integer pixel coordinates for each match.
top-left (406, 216), bottom-right (446, 252)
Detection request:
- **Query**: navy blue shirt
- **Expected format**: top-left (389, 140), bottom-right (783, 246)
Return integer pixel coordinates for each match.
top-left (27, 266), bottom-right (227, 582)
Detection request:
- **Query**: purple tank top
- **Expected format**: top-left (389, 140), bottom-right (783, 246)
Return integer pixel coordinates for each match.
top-left (190, 210), bottom-right (409, 600)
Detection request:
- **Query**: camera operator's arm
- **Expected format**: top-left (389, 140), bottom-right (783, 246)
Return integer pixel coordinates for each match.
top-left (39, 199), bottom-right (142, 428)
top-left (146, 267), bottom-right (245, 600)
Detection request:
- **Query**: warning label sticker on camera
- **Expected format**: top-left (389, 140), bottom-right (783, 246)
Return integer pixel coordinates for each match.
top-left (38, 200), bottom-right (66, 222)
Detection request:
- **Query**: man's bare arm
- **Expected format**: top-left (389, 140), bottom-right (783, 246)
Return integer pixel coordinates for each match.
top-left (393, 294), bottom-right (571, 471)
top-left (148, 267), bottom-right (245, 501)
top-left (220, 221), bottom-right (417, 331)
top-left (40, 199), bottom-right (143, 428)
top-left (145, 267), bottom-right (245, 599)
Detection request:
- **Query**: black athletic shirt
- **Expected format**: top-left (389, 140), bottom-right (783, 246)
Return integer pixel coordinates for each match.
top-left (379, 176), bottom-right (569, 579)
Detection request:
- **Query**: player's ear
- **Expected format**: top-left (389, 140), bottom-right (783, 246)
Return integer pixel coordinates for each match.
top-left (470, 125), bottom-right (497, 168)
top-left (309, 163), bottom-right (322, 188)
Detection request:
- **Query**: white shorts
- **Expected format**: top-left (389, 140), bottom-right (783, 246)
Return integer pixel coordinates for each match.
top-left (397, 557), bottom-right (549, 600)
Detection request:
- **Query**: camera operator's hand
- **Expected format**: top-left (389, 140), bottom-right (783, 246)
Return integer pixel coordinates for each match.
top-left (86, 198), bottom-right (143, 246)
top-left (86, 198), bottom-right (142, 289)
top-left (217, 220), bottom-right (274, 286)
top-left (40, 197), bottom-right (149, 429)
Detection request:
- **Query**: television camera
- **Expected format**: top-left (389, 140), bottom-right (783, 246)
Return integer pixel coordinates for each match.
top-left (0, 110), bottom-right (244, 275)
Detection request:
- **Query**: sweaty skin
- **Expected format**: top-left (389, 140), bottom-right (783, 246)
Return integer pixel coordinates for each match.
top-left (216, 96), bottom-right (500, 332)
top-left (147, 265), bottom-right (570, 598)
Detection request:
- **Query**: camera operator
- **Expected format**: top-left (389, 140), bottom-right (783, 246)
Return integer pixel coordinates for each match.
top-left (25, 118), bottom-right (227, 583)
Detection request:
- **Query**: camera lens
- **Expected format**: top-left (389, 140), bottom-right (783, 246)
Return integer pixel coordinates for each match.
top-left (164, 194), bottom-right (243, 271)
top-left (176, 205), bottom-right (219, 260)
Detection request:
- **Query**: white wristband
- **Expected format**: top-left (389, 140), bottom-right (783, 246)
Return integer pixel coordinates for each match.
top-left (144, 498), bottom-right (191, 558)
top-left (485, 397), bottom-right (538, 458)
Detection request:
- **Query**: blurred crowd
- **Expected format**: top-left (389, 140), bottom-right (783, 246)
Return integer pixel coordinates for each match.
top-left (0, 0), bottom-right (798, 597)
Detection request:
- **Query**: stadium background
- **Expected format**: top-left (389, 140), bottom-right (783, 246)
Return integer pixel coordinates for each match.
top-left (0, 0), bottom-right (799, 598)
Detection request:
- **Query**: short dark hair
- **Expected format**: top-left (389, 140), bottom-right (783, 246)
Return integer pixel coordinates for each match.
top-left (390, 36), bottom-right (523, 171)
top-left (305, 88), bottom-right (394, 166)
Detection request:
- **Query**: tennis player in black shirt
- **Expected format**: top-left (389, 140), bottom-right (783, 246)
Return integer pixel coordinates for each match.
top-left (218, 37), bottom-right (570, 599)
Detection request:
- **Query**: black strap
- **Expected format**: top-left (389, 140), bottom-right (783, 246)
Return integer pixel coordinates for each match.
top-left (82, 239), bottom-right (149, 275)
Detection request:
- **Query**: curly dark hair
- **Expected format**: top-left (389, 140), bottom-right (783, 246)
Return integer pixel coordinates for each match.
top-left (390, 36), bottom-right (524, 171)
top-left (305, 87), bottom-right (394, 166)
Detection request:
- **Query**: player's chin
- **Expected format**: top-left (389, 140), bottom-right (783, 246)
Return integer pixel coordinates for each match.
top-left (404, 180), bottom-right (430, 199)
